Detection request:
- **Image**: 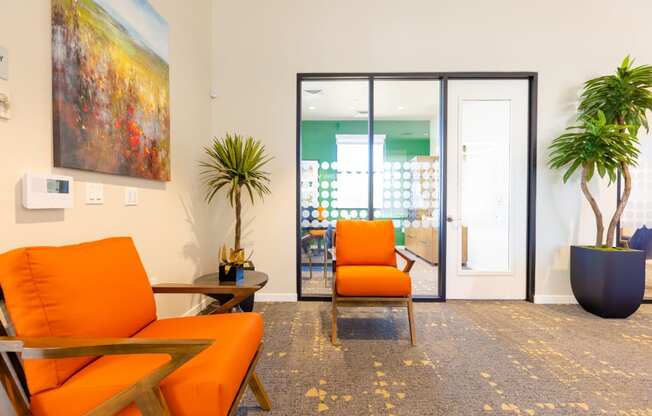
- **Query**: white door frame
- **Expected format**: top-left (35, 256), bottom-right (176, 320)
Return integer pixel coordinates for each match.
top-left (444, 79), bottom-right (530, 300)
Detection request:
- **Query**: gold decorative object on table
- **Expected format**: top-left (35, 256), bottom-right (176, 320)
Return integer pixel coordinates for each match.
top-left (218, 244), bottom-right (254, 282)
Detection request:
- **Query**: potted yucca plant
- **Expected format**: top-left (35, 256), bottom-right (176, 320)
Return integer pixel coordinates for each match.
top-left (549, 56), bottom-right (652, 318)
top-left (201, 133), bottom-right (272, 280)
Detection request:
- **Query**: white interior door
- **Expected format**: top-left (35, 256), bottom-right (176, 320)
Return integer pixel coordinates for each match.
top-left (446, 80), bottom-right (529, 299)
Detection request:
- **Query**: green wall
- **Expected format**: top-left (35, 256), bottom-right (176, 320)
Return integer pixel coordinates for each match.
top-left (301, 120), bottom-right (431, 245)
top-left (301, 120), bottom-right (430, 163)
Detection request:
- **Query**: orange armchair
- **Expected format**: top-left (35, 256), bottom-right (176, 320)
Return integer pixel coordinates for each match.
top-left (0, 237), bottom-right (271, 416)
top-left (331, 220), bottom-right (416, 346)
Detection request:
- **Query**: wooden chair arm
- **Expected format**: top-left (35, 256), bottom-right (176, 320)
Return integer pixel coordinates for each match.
top-left (153, 283), bottom-right (260, 313)
top-left (152, 283), bottom-right (257, 297)
top-left (395, 248), bottom-right (416, 274)
top-left (0, 336), bottom-right (214, 415)
top-left (0, 336), bottom-right (212, 359)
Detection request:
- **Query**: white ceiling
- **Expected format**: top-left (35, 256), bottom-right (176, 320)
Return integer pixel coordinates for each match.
top-left (301, 80), bottom-right (439, 120)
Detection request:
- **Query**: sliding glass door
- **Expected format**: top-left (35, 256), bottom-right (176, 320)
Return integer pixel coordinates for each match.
top-left (299, 80), bottom-right (370, 296)
top-left (297, 73), bottom-right (536, 301)
top-left (372, 80), bottom-right (441, 297)
top-left (298, 78), bottom-right (441, 298)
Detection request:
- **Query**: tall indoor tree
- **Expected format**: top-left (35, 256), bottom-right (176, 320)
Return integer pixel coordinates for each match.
top-left (577, 56), bottom-right (652, 246)
top-left (548, 111), bottom-right (639, 246)
top-left (548, 56), bottom-right (652, 319)
top-left (201, 133), bottom-right (272, 252)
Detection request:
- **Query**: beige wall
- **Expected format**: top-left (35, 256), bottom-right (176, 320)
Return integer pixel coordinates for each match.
top-left (1, 0), bottom-right (651, 306)
top-left (0, 0), bottom-right (215, 317)
top-left (210, 0), bottom-right (652, 301)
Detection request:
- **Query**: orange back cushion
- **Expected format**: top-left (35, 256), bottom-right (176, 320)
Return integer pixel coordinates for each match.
top-left (336, 220), bottom-right (397, 267)
top-left (0, 237), bottom-right (156, 394)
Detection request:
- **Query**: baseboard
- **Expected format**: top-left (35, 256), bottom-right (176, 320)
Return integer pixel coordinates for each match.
top-left (255, 293), bottom-right (298, 302)
top-left (183, 297), bottom-right (213, 316)
top-left (186, 293), bottom-right (575, 307)
top-left (534, 295), bottom-right (578, 304)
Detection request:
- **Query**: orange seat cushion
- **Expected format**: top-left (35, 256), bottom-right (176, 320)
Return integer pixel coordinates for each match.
top-left (336, 220), bottom-right (396, 267)
top-left (30, 313), bottom-right (264, 416)
top-left (336, 265), bottom-right (411, 296)
top-left (0, 238), bottom-right (156, 394)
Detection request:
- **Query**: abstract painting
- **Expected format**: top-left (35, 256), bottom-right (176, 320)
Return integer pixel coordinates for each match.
top-left (52, 0), bottom-right (170, 181)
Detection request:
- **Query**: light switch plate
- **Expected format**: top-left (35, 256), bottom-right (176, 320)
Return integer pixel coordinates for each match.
top-left (0, 46), bottom-right (8, 81)
top-left (85, 183), bottom-right (104, 205)
top-left (125, 187), bottom-right (138, 206)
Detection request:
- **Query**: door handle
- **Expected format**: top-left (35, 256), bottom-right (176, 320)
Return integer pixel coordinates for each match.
top-left (446, 216), bottom-right (456, 223)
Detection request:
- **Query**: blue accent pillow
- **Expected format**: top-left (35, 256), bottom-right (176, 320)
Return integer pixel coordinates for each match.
top-left (629, 225), bottom-right (652, 258)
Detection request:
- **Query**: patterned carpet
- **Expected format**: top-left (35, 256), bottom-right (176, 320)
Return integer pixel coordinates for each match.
top-left (233, 301), bottom-right (652, 416)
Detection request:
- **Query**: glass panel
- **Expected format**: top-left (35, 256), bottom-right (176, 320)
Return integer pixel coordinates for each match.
top-left (458, 100), bottom-right (510, 272)
top-left (373, 80), bottom-right (441, 297)
top-left (621, 137), bottom-right (652, 300)
top-left (300, 80), bottom-right (369, 297)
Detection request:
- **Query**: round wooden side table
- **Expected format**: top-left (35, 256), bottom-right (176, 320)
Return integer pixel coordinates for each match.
top-left (194, 270), bottom-right (268, 312)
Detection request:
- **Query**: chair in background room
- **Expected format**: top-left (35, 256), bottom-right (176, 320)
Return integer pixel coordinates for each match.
top-left (323, 224), bottom-right (336, 287)
top-left (0, 237), bottom-right (271, 416)
top-left (302, 228), bottom-right (332, 288)
top-left (301, 233), bottom-right (316, 280)
top-left (331, 219), bottom-right (416, 346)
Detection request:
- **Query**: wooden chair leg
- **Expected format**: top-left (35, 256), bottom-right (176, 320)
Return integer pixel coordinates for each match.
top-left (134, 387), bottom-right (171, 416)
top-left (308, 253), bottom-right (313, 280)
top-left (0, 351), bottom-right (30, 416)
top-left (248, 371), bottom-right (271, 411)
top-left (228, 346), bottom-right (270, 416)
top-left (407, 298), bottom-right (416, 346)
top-left (331, 297), bottom-right (339, 345)
top-left (323, 249), bottom-right (329, 287)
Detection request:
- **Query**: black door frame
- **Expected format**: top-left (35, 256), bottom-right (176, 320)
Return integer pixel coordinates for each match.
top-left (296, 72), bottom-right (538, 302)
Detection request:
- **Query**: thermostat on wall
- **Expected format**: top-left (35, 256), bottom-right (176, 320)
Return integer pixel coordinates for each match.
top-left (22, 173), bottom-right (74, 209)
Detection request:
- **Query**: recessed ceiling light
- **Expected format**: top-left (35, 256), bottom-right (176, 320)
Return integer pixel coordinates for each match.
top-left (308, 106), bottom-right (316, 110)
top-left (397, 106), bottom-right (405, 111)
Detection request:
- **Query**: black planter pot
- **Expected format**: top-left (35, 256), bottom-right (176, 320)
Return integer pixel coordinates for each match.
top-left (218, 264), bottom-right (244, 282)
top-left (570, 245), bottom-right (645, 319)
